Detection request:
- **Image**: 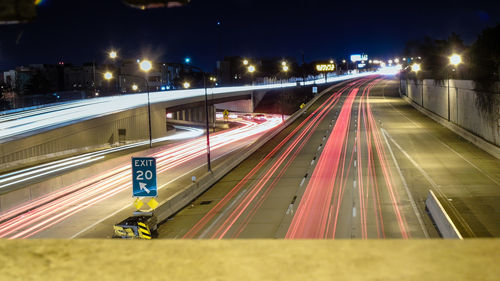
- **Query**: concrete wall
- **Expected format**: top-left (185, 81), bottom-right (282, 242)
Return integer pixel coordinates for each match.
top-left (0, 104), bottom-right (168, 172)
top-left (401, 79), bottom-right (500, 149)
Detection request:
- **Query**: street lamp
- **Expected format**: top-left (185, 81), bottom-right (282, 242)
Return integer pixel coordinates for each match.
top-left (109, 51), bottom-right (117, 59)
top-left (243, 59), bottom-right (249, 66)
top-left (139, 60), bottom-right (153, 72)
top-left (248, 65), bottom-right (256, 73)
top-left (449, 54), bottom-right (462, 66)
top-left (280, 63), bottom-right (289, 122)
top-left (448, 53), bottom-right (462, 121)
top-left (183, 82), bottom-right (191, 89)
top-left (411, 63), bottom-right (421, 73)
top-left (132, 84), bottom-right (138, 91)
top-left (139, 59), bottom-right (153, 148)
top-left (411, 63), bottom-right (423, 105)
top-left (104, 72), bottom-right (113, 80)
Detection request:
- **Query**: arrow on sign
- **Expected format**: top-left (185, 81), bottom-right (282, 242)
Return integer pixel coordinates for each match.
top-left (139, 182), bottom-right (150, 194)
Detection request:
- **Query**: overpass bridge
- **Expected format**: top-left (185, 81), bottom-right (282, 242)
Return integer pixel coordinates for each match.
top-left (0, 72), bottom-right (373, 172)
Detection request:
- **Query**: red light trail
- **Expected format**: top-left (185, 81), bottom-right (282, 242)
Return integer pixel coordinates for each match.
top-left (183, 78), bottom-right (373, 239)
top-left (0, 117), bottom-right (282, 239)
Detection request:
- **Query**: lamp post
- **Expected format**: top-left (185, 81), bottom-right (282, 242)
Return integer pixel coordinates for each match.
top-left (448, 54), bottom-right (462, 122)
top-left (411, 63), bottom-right (422, 106)
top-left (209, 76), bottom-right (217, 132)
top-left (139, 59), bottom-right (153, 148)
top-left (280, 62), bottom-right (289, 122)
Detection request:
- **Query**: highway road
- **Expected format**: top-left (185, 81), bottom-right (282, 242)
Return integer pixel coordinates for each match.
top-left (0, 116), bottom-right (282, 238)
top-left (158, 76), bottom-right (500, 239)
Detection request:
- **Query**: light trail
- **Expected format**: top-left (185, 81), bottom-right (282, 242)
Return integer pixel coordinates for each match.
top-left (0, 73), bottom-right (375, 143)
top-left (286, 87), bottom-right (360, 239)
top-left (0, 118), bottom-right (281, 238)
top-left (182, 78), bottom-right (372, 239)
top-left (285, 77), bottom-right (409, 239)
top-left (0, 126), bottom-right (203, 189)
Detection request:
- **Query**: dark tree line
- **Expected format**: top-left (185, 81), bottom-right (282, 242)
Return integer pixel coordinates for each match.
top-left (403, 24), bottom-right (500, 112)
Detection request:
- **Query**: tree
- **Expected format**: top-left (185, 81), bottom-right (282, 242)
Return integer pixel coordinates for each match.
top-left (468, 24), bottom-right (500, 112)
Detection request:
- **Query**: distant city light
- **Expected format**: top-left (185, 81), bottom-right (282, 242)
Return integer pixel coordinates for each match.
top-left (342, 59), bottom-right (346, 63)
top-left (282, 65), bottom-right (289, 72)
top-left (132, 84), bottom-right (138, 91)
top-left (388, 59), bottom-right (393, 64)
top-left (161, 86), bottom-right (166, 91)
top-left (185, 57), bottom-right (191, 64)
top-left (394, 58), bottom-right (400, 63)
top-left (183, 82), bottom-right (191, 88)
top-left (449, 54), bottom-right (462, 66)
top-left (248, 65), bottom-right (256, 73)
top-left (243, 59), bottom-right (249, 65)
top-left (282, 61), bottom-right (287, 66)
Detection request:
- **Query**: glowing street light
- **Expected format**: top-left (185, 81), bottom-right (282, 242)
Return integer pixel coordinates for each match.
top-left (103, 72), bottom-right (113, 80)
top-left (243, 59), bottom-right (249, 66)
top-left (394, 58), bottom-right (400, 63)
top-left (139, 60), bottom-right (153, 72)
top-left (282, 61), bottom-right (287, 66)
top-left (109, 51), bottom-right (117, 59)
top-left (449, 54), bottom-right (462, 66)
top-left (183, 82), bottom-right (191, 89)
top-left (342, 59), bottom-right (346, 63)
top-left (248, 65), bottom-right (256, 73)
top-left (185, 57), bottom-right (191, 64)
top-left (132, 84), bottom-right (138, 91)
top-left (282, 65), bottom-right (289, 72)
top-left (411, 63), bottom-right (421, 73)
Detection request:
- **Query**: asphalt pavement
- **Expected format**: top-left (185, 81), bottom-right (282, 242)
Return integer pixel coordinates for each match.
top-left (158, 76), bottom-right (500, 239)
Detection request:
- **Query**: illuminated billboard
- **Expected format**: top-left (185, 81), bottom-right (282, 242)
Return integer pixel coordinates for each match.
top-left (350, 54), bottom-right (368, 62)
top-left (316, 64), bottom-right (335, 72)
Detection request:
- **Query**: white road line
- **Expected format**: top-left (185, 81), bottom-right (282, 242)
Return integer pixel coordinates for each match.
top-left (381, 128), bottom-right (429, 238)
top-left (199, 188), bottom-right (248, 239)
top-left (300, 177), bottom-right (306, 187)
top-left (381, 127), bottom-right (474, 237)
top-left (70, 168), bottom-right (193, 239)
top-left (352, 207), bottom-right (357, 217)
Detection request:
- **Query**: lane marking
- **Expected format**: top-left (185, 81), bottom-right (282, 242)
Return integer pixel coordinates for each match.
top-left (352, 207), bottom-right (357, 217)
top-left (381, 128), bottom-right (475, 237)
top-left (300, 177), bottom-right (306, 187)
top-left (384, 92), bottom-right (500, 186)
top-left (380, 128), bottom-right (429, 238)
top-left (70, 146), bottom-right (244, 239)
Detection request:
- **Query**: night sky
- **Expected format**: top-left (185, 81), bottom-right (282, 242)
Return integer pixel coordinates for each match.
top-left (0, 0), bottom-right (498, 71)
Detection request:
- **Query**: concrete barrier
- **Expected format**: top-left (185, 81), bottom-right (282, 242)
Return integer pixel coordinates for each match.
top-left (425, 190), bottom-right (463, 239)
top-left (152, 81), bottom-right (344, 224)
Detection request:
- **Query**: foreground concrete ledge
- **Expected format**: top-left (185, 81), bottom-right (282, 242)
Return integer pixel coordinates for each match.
top-left (0, 239), bottom-right (499, 281)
